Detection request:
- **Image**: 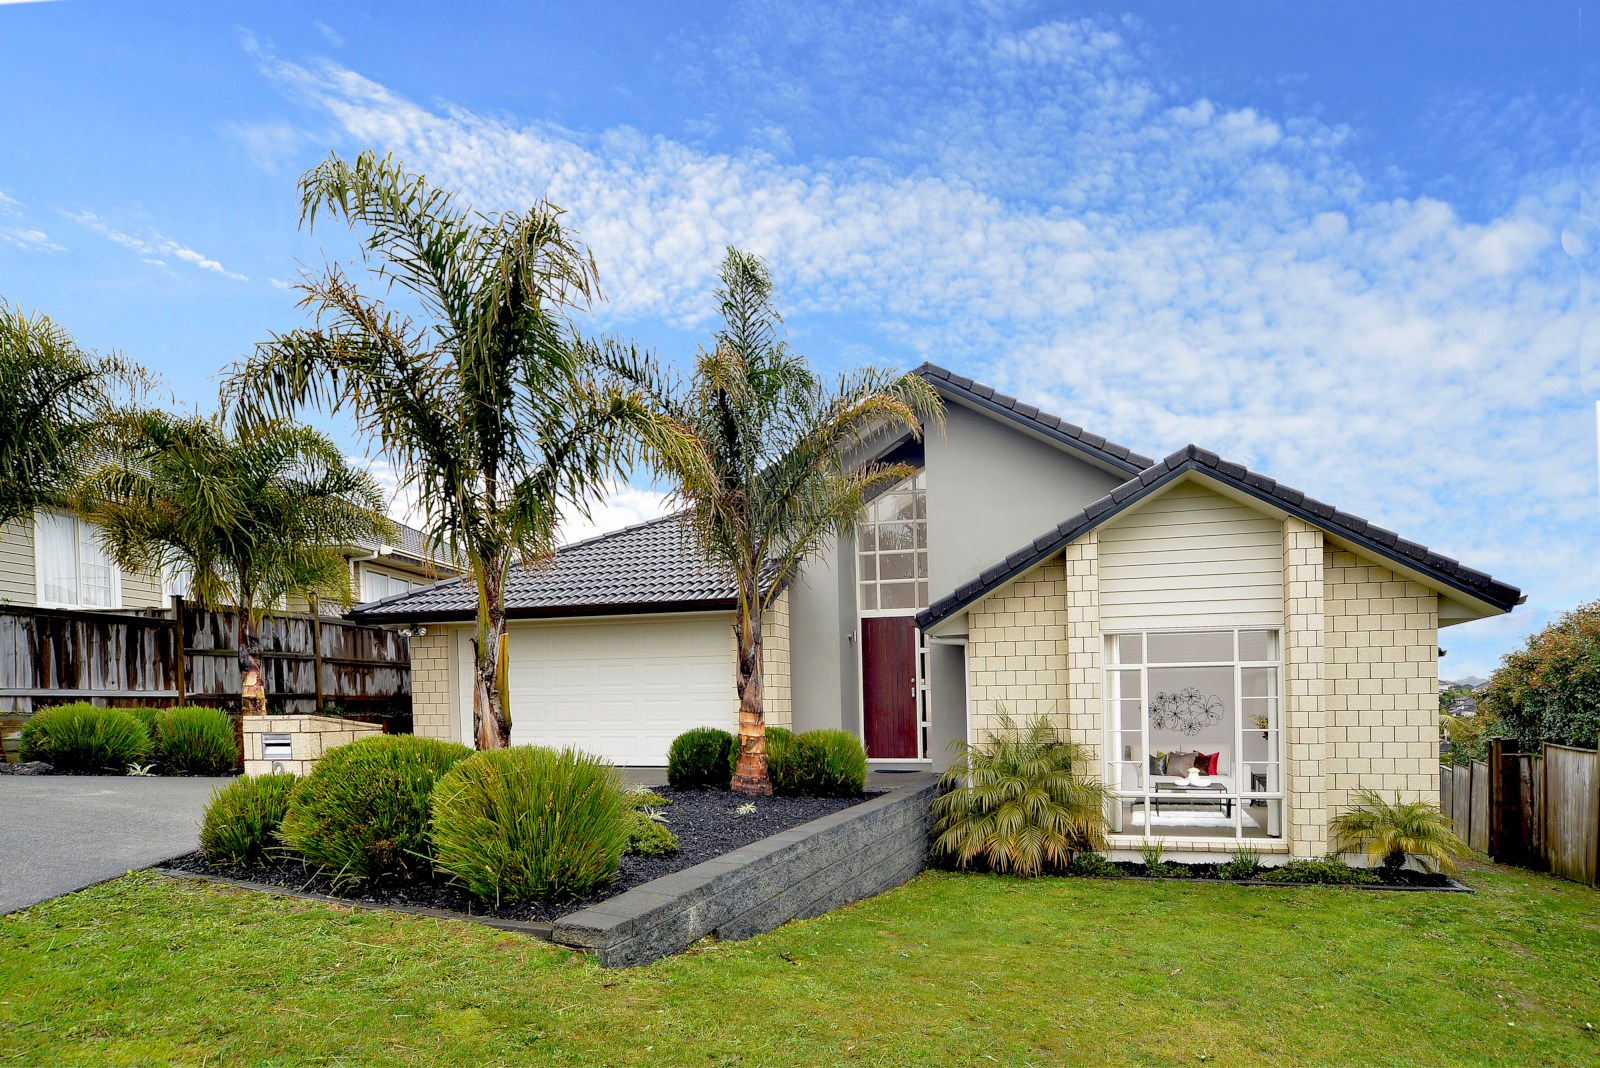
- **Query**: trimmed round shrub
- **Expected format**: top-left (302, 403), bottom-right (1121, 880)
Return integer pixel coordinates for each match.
top-left (667, 727), bottom-right (737, 789)
top-left (430, 746), bottom-right (633, 905)
top-left (20, 702), bottom-right (152, 773)
top-left (625, 811), bottom-right (680, 858)
top-left (279, 734), bottom-right (472, 884)
top-left (786, 729), bottom-right (868, 797)
top-left (199, 773), bottom-right (297, 867)
top-left (153, 705), bottom-right (239, 775)
top-left (764, 726), bottom-right (798, 793)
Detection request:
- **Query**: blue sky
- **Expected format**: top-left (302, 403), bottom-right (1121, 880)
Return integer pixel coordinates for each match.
top-left (0, 1), bottom-right (1594, 677)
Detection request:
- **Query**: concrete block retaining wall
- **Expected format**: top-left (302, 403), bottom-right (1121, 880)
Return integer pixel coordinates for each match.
top-left (552, 782), bottom-right (937, 967)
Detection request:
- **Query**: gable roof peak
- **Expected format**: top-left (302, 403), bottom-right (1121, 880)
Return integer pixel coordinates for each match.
top-left (910, 362), bottom-right (1156, 474)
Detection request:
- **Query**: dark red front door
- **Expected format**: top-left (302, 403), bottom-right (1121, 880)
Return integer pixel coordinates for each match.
top-left (862, 616), bottom-right (918, 759)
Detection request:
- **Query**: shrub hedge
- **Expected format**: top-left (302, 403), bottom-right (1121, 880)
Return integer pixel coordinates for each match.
top-left (152, 705), bottom-right (239, 775)
top-left (278, 734), bottom-right (472, 884)
top-left (1257, 857), bottom-right (1379, 885)
top-left (430, 746), bottom-right (633, 905)
top-left (666, 727), bottom-right (737, 789)
top-left (20, 703), bottom-right (152, 773)
top-left (199, 773), bottom-right (297, 867)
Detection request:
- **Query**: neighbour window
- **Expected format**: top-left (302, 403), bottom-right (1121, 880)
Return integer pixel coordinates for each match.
top-left (857, 473), bottom-right (928, 613)
top-left (1104, 628), bottom-right (1284, 841)
top-left (35, 512), bottom-right (120, 609)
top-left (362, 570), bottom-right (418, 602)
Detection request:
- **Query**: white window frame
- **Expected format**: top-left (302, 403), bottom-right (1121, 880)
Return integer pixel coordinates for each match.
top-left (855, 472), bottom-right (928, 618)
top-left (1102, 626), bottom-right (1285, 841)
top-left (853, 472), bottom-right (931, 762)
top-left (33, 511), bottom-right (123, 610)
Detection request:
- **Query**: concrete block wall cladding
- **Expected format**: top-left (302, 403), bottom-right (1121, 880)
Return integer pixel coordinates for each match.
top-left (409, 631), bottom-right (454, 743)
top-left (1283, 519), bottom-right (1329, 857)
top-left (761, 589), bottom-right (793, 730)
top-left (964, 535), bottom-right (1101, 759)
top-left (552, 784), bottom-right (936, 968)
top-left (1322, 546), bottom-right (1440, 818)
top-left (242, 714), bottom-right (383, 776)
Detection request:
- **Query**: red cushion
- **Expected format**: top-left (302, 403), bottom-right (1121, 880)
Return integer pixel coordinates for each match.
top-left (1196, 751), bottom-right (1219, 775)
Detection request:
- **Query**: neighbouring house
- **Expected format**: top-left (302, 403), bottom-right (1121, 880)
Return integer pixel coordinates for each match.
top-left (0, 510), bottom-right (456, 615)
top-left (352, 363), bottom-right (1521, 861)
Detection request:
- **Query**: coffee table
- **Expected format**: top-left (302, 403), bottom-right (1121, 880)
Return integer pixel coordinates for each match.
top-left (1152, 780), bottom-right (1232, 817)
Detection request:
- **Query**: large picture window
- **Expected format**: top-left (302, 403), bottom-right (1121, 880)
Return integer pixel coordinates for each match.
top-left (1104, 628), bottom-right (1283, 840)
top-left (35, 512), bottom-right (120, 609)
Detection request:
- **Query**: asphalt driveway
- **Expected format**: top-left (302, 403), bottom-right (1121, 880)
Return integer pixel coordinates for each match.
top-left (0, 775), bottom-right (231, 914)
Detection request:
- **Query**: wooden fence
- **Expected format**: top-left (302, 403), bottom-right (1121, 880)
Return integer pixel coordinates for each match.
top-left (1, 602), bottom-right (409, 759)
top-left (1441, 739), bottom-right (1599, 887)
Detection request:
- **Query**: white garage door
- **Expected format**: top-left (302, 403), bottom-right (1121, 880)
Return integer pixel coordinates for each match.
top-left (501, 614), bottom-right (736, 766)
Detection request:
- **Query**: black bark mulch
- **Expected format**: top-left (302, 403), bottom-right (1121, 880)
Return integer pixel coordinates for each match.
top-left (162, 786), bottom-right (873, 923)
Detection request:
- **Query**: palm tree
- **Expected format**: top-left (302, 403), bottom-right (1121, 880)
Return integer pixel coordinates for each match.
top-left (625, 248), bottom-right (943, 795)
top-left (224, 152), bottom-right (682, 749)
top-left (1329, 789), bottom-right (1469, 876)
top-left (78, 412), bottom-right (391, 715)
top-left (0, 301), bottom-right (148, 526)
top-left (932, 710), bottom-right (1110, 875)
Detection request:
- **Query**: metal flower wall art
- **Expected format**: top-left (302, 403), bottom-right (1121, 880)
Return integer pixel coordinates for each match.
top-left (1150, 687), bottom-right (1225, 736)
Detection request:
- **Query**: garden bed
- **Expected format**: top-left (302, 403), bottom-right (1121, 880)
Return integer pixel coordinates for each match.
top-left (162, 786), bottom-right (875, 922)
top-left (994, 858), bottom-right (1470, 891)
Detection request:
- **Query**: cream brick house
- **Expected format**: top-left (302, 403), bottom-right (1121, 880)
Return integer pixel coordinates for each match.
top-left (354, 365), bottom-right (1519, 862)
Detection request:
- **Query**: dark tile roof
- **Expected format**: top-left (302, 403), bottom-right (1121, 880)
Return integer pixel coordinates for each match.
top-left (912, 362), bottom-right (1155, 474)
top-left (917, 444), bottom-right (1523, 629)
top-left (350, 513), bottom-right (737, 623)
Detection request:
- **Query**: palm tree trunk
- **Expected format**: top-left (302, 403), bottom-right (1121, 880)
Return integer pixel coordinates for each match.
top-left (238, 609), bottom-right (266, 717)
top-left (471, 560), bottom-right (511, 750)
top-left (731, 576), bottom-right (770, 796)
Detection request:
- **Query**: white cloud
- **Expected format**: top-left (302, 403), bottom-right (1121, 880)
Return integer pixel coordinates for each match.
top-left (313, 20), bottom-right (344, 48)
top-left (256, 18), bottom-right (1592, 677)
top-left (559, 482), bottom-right (674, 546)
top-left (67, 210), bottom-right (248, 281)
top-left (225, 119), bottom-right (308, 172)
top-left (0, 190), bottom-right (65, 251)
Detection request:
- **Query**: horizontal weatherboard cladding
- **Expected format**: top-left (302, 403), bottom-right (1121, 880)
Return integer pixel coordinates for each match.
top-left (1099, 482), bottom-right (1284, 631)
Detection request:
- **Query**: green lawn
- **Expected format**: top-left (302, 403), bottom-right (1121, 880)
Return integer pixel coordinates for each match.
top-left (2, 863), bottom-right (1596, 1067)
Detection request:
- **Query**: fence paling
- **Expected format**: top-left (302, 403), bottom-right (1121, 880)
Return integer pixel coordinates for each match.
top-left (0, 602), bottom-right (409, 743)
top-left (1443, 740), bottom-right (1599, 888)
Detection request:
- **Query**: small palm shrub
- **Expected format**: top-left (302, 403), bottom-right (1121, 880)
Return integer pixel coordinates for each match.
top-left (932, 711), bottom-right (1109, 875)
top-left (152, 705), bottom-right (239, 775)
top-left (430, 746), bottom-right (633, 905)
top-left (1258, 856), bottom-right (1379, 885)
top-left (279, 734), bottom-right (472, 884)
top-left (199, 773), bottom-right (297, 867)
top-left (1329, 789), bottom-right (1469, 875)
top-left (1218, 846), bottom-right (1263, 881)
top-left (20, 703), bottom-right (151, 773)
top-left (775, 729), bottom-right (867, 797)
top-left (625, 810), bottom-right (681, 858)
top-left (667, 727), bottom-right (737, 789)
